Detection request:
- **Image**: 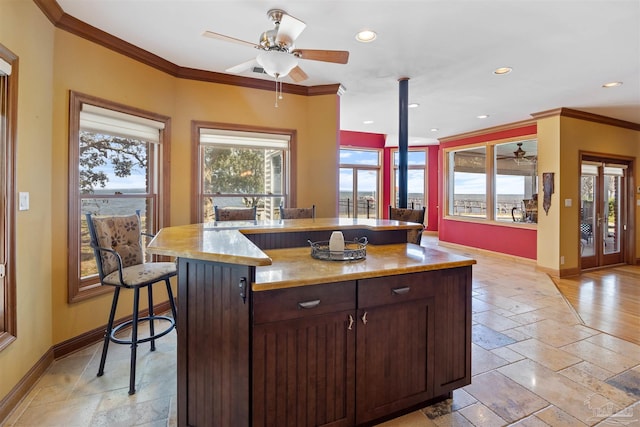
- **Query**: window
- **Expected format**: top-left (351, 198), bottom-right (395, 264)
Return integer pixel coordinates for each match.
top-left (495, 140), bottom-right (538, 222)
top-left (193, 123), bottom-right (295, 222)
top-left (0, 45), bottom-right (17, 350)
top-left (68, 92), bottom-right (170, 302)
top-left (339, 148), bottom-right (381, 218)
top-left (445, 137), bottom-right (538, 223)
top-left (391, 149), bottom-right (427, 210)
top-left (448, 146), bottom-right (487, 218)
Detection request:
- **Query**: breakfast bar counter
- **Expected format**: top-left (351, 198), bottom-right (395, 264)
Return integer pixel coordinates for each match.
top-left (148, 218), bottom-right (475, 427)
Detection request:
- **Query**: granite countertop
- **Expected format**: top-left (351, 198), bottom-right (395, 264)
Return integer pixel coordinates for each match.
top-left (254, 243), bottom-right (476, 291)
top-left (146, 218), bottom-right (475, 290)
top-left (146, 218), bottom-right (423, 266)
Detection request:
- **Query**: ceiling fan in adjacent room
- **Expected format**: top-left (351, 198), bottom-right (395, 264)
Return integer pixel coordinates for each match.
top-left (203, 9), bottom-right (349, 86)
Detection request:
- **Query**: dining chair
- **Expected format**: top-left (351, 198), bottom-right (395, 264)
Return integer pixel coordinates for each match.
top-left (85, 212), bottom-right (177, 395)
top-left (280, 205), bottom-right (315, 219)
top-left (214, 205), bottom-right (257, 221)
top-left (388, 206), bottom-right (426, 245)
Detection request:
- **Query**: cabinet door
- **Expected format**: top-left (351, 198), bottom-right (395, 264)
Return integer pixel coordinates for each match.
top-left (253, 310), bottom-right (356, 427)
top-left (433, 266), bottom-right (472, 395)
top-left (355, 297), bottom-right (435, 425)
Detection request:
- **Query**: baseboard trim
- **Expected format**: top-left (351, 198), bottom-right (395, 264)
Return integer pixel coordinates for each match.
top-left (0, 347), bottom-right (54, 423)
top-left (0, 300), bottom-right (173, 425)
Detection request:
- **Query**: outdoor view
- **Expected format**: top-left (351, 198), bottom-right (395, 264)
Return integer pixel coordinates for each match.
top-left (79, 130), bottom-right (153, 278)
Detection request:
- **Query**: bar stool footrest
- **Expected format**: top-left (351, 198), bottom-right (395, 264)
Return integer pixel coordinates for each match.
top-left (110, 315), bottom-right (175, 346)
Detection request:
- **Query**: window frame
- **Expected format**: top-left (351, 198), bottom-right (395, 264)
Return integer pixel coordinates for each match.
top-left (339, 147), bottom-right (382, 219)
top-left (443, 135), bottom-right (538, 227)
top-left (68, 91), bottom-right (171, 303)
top-left (0, 44), bottom-right (18, 351)
top-left (191, 121), bottom-right (297, 224)
top-left (390, 147), bottom-right (428, 211)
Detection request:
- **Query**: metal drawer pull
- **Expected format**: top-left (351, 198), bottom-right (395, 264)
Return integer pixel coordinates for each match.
top-left (392, 286), bottom-right (411, 295)
top-left (298, 299), bottom-right (321, 309)
top-left (348, 314), bottom-right (354, 330)
top-left (361, 311), bottom-right (368, 325)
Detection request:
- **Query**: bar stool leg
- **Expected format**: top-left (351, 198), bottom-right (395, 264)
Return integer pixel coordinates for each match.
top-left (148, 284), bottom-right (156, 352)
top-left (129, 287), bottom-right (140, 395)
top-left (98, 287), bottom-right (120, 377)
top-left (165, 279), bottom-right (177, 325)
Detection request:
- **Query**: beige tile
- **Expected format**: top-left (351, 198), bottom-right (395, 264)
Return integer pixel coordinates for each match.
top-left (451, 389), bottom-right (477, 412)
top-left (471, 344), bottom-right (510, 376)
top-left (511, 319), bottom-right (598, 347)
top-left (594, 400), bottom-right (640, 426)
top-left (507, 415), bottom-right (550, 426)
top-left (457, 402), bottom-right (506, 426)
top-left (586, 333), bottom-right (640, 360)
top-left (375, 410), bottom-right (435, 426)
top-left (490, 346), bottom-right (526, 363)
top-left (569, 361), bottom-right (616, 382)
top-left (432, 411), bottom-right (474, 427)
top-left (498, 359), bottom-right (612, 424)
top-left (463, 370), bottom-right (548, 423)
top-left (507, 338), bottom-right (582, 371)
top-left (559, 365), bottom-right (637, 407)
top-left (11, 393), bottom-right (102, 426)
top-left (472, 311), bottom-right (521, 331)
top-left (561, 340), bottom-right (638, 374)
top-left (534, 405), bottom-right (588, 427)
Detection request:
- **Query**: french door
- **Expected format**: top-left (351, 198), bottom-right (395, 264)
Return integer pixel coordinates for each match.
top-left (580, 157), bottom-right (630, 269)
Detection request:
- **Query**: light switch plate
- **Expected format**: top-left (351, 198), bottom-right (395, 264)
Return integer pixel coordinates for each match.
top-left (18, 192), bottom-right (29, 211)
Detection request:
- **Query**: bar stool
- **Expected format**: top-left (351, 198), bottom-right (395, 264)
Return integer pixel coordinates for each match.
top-left (86, 212), bottom-right (177, 395)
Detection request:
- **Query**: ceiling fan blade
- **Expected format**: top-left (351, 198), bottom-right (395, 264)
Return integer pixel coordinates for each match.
top-left (276, 13), bottom-right (306, 47)
top-left (226, 58), bottom-right (258, 74)
top-left (202, 31), bottom-right (259, 49)
top-left (292, 49), bottom-right (349, 64)
top-left (289, 66), bottom-right (308, 83)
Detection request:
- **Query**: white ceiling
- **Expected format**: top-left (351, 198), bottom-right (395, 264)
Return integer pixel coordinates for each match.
top-left (57, 0), bottom-right (640, 145)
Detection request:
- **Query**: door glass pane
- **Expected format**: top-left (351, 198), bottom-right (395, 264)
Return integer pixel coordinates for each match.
top-left (580, 173), bottom-right (596, 258)
top-left (339, 168), bottom-right (353, 218)
top-left (357, 169), bottom-right (378, 218)
top-left (603, 169), bottom-right (622, 255)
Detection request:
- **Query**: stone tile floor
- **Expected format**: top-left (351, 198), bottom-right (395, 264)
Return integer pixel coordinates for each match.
top-left (4, 240), bottom-right (640, 426)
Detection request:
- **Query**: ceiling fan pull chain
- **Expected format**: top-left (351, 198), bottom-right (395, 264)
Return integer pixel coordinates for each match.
top-left (274, 76), bottom-right (279, 107)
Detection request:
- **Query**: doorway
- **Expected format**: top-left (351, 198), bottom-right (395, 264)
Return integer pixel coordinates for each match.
top-left (580, 156), bottom-right (632, 269)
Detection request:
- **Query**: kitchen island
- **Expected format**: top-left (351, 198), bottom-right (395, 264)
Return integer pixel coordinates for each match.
top-left (147, 218), bottom-right (475, 427)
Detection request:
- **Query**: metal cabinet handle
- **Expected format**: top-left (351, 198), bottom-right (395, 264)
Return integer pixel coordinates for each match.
top-left (298, 299), bottom-right (321, 309)
top-left (392, 286), bottom-right (411, 295)
top-left (348, 314), bottom-right (354, 330)
top-left (239, 278), bottom-right (247, 304)
top-left (361, 311), bottom-right (368, 325)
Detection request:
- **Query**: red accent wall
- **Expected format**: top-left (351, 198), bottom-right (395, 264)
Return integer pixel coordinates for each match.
top-left (438, 124), bottom-right (538, 259)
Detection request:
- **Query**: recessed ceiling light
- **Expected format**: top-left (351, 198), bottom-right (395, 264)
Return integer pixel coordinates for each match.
top-left (493, 67), bottom-right (512, 75)
top-left (430, 128), bottom-right (439, 132)
top-left (408, 103), bottom-right (420, 108)
top-left (355, 30), bottom-right (377, 43)
top-left (477, 114), bottom-right (489, 119)
top-left (363, 120), bottom-right (374, 124)
top-left (602, 81), bottom-right (622, 88)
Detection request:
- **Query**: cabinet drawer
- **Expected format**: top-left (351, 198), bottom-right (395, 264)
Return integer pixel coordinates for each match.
top-left (358, 271), bottom-right (438, 308)
top-left (253, 281), bottom-right (356, 324)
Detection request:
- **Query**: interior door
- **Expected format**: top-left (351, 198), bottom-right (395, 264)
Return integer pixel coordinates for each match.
top-left (580, 159), bottom-right (627, 269)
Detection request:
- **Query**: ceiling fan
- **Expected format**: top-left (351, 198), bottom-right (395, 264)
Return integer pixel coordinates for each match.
top-left (511, 142), bottom-right (536, 165)
top-left (203, 9), bottom-right (349, 84)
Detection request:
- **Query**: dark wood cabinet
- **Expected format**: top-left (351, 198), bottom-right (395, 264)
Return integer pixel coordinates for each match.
top-left (252, 281), bottom-right (357, 427)
top-left (355, 273), bottom-right (437, 425)
top-left (177, 261), bottom-right (471, 427)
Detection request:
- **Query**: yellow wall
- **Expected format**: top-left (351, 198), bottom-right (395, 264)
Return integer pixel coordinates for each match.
top-left (537, 115), bottom-right (640, 274)
top-left (1, 1), bottom-right (339, 404)
top-left (0, 0), bottom-right (55, 402)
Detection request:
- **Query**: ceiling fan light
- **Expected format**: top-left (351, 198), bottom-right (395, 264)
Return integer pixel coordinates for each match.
top-left (256, 50), bottom-right (298, 78)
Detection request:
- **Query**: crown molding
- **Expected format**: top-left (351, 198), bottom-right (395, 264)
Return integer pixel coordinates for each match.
top-left (33, 0), bottom-right (344, 97)
top-left (438, 119), bottom-right (537, 143)
top-left (531, 107), bottom-right (640, 131)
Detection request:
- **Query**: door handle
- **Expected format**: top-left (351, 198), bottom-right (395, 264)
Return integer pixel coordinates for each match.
top-left (347, 314), bottom-right (354, 330)
top-left (361, 311), bottom-right (368, 325)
